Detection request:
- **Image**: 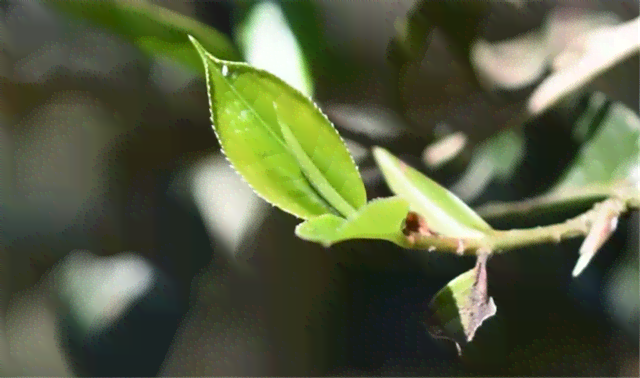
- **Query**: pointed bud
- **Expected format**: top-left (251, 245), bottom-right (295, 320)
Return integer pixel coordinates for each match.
top-left (573, 211), bottom-right (619, 277)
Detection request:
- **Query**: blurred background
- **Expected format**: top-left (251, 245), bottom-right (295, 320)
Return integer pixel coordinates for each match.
top-left (1, 0), bottom-right (639, 376)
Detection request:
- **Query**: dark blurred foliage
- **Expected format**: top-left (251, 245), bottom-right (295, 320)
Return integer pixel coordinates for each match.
top-left (1, 0), bottom-right (638, 376)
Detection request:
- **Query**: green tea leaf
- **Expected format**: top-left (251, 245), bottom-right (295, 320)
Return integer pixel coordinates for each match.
top-left (426, 253), bottom-right (497, 355)
top-left (372, 147), bottom-right (493, 238)
top-left (51, 0), bottom-right (240, 75)
top-left (551, 94), bottom-right (640, 192)
top-left (190, 36), bottom-right (366, 220)
top-left (279, 115), bottom-right (356, 218)
top-left (295, 196), bottom-right (411, 247)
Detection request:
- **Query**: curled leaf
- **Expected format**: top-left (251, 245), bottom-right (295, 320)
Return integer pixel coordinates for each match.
top-left (295, 196), bottom-right (411, 247)
top-left (426, 252), bottom-right (497, 355)
top-left (372, 147), bottom-right (493, 238)
top-left (189, 36), bottom-right (366, 220)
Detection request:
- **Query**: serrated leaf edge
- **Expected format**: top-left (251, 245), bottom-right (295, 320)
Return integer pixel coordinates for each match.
top-left (189, 35), bottom-right (365, 220)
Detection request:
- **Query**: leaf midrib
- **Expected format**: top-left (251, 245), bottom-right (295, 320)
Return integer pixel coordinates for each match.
top-left (203, 49), bottom-right (359, 219)
top-left (202, 47), bottom-right (351, 219)
top-left (203, 50), bottom-right (290, 153)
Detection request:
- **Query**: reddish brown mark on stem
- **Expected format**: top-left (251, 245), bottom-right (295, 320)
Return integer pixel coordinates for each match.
top-left (402, 211), bottom-right (471, 254)
top-left (403, 211), bottom-right (433, 237)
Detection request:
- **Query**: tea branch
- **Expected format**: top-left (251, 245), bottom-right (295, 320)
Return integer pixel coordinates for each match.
top-left (401, 186), bottom-right (639, 256)
top-left (475, 181), bottom-right (640, 221)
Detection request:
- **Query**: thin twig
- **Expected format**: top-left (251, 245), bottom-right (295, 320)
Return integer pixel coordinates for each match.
top-left (475, 181), bottom-right (639, 221)
top-left (485, 197), bottom-right (627, 252)
top-left (400, 189), bottom-right (638, 255)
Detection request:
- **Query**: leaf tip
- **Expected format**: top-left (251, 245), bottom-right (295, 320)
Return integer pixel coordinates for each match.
top-left (574, 204), bottom-right (621, 277)
top-left (572, 252), bottom-right (593, 277)
top-left (188, 34), bottom-right (204, 53)
top-left (189, 34), bottom-right (219, 66)
top-left (293, 221), bottom-right (312, 240)
top-left (371, 146), bottom-right (389, 162)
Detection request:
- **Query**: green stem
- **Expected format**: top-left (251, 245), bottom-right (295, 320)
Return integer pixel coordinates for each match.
top-left (406, 192), bottom-right (637, 255)
top-left (476, 182), bottom-right (640, 221)
top-left (486, 217), bottom-right (589, 252)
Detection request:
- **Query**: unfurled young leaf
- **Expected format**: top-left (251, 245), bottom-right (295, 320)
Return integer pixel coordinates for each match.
top-left (189, 36), bottom-right (366, 220)
top-left (372, 147), bottom-right (493, 238)
top-left (573, 198), bottom-right (625, 277)
top-left (295, 196), bottom-right (411, 247)
top-left (426, 252), bottom-right (496, 355)
top-left (573, 214), bottom-right (617, 277)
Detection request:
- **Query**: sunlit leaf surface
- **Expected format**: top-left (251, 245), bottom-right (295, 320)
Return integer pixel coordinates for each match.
top-left (190, 36), bottom-right (366, 220)
top-left (295, 196), bottom-right (410, 247)
top-left (373, 147), bottom-right (493, 238)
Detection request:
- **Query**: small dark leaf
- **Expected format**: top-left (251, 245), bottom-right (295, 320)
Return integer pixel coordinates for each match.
top-left (425, 252), bottom-right (497, 355)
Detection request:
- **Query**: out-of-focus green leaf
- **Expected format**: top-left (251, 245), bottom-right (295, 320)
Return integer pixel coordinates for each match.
top-left (373, 147), bottom-right (493, 238)
top-left (295, 196), bottom-right (410, 247)
top-left (480, 129), bottom-right (526, 181)
top-left (235, 1), bottom-right (313, 97)
top-left (190, 36), bottom-right (366, 220)
top-left (448, 129), bottom-right (525, 203)
top-left (50, 0), bottom-right (240, 75)
top-left (278, 1), bottom-right (356, 86)
top-left (551, 94), bottom-right (640, 192)
top-left (426, 253), bottom-right (496, 355)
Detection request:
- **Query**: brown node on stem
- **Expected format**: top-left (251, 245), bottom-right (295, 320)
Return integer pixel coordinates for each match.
top-left (402, 211), bottom-right (432, 236)
top-left (402, 211), bottom-right (437, 246)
